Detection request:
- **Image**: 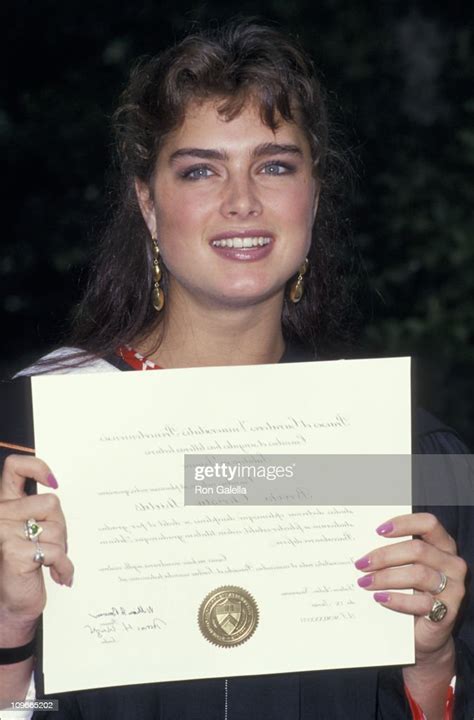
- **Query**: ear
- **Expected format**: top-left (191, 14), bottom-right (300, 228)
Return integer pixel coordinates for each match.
top-left (134, 178), bottom-right (157, 237)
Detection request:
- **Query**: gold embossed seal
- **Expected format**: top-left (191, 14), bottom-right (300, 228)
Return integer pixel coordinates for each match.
top-left (198, 586), bottom-right (259, 647)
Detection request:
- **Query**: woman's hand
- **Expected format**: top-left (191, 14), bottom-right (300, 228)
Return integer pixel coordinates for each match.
top-left (0, 454), bottom-right (74, 640)
top-left (0, 454), bottom-right (73, 707)
top-left (355, 512), bottom-right (466, 718)
top-left (354, 512), bottom-right (466, 660)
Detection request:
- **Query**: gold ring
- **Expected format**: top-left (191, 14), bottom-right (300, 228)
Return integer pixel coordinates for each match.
top-left (426, 598), bottom-right (448, 623)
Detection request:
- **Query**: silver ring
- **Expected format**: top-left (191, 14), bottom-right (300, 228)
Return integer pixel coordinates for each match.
top-left (24, 518), bottom-right (44, 542)
top-left (426, 598), bottom-right (448, 623)
top-left (432, 571), bottom-right (448, 595)
top-left (33, 544), bottom-right (45, 565)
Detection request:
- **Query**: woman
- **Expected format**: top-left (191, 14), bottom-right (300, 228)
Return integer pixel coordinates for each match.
top-left (0, 20), bottom-right (472, 720)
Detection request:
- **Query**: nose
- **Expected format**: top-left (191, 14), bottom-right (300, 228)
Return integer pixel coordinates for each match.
top-left (219, 174), bottom-right (263, 219)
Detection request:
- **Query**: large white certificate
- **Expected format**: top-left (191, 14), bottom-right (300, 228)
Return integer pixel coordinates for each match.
top-left (31, 357), bottom-right (413, 694)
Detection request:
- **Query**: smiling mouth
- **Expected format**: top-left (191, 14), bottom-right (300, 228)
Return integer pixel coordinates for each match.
top-left (211, 236), bottom-right (272, 248)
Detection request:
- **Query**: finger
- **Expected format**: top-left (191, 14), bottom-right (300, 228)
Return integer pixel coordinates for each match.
top-left (355, 538), bottom-right (466, 580)
top-left (0, 519), bottom-right (66, 550)
top-left (0, 493), bottom-right (66, 527)
top-left (0, 454), bottom-right (58, 500)
top-left (376, 513), bottom-right (457, 555)
top-left (2, 538), bottom-right (74, 586)
top-left (372, 591), bottom-right (457, 624)
top-left (356, 564), bottom-right (464, 598)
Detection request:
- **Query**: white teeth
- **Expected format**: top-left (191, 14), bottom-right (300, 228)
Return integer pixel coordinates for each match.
top-left (211, 236), bottom-right (272, 248)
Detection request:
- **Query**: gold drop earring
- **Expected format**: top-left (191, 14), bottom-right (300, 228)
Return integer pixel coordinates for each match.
top-left (289, 258), bottom-right (309, 304)
top-left (151, 236), bottom-right (165, 312)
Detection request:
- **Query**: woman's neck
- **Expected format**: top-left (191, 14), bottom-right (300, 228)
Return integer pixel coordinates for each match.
top-left (134, 293), bottom-right (286, 369)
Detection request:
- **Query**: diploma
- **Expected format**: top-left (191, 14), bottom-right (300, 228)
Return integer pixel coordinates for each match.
top-left (27, 357), bottom-right (413, 693)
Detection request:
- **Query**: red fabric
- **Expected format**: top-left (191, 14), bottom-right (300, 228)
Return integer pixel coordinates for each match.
top-left (405, 684), bottom-right (425, 720)
top-left (445, 683), bottom-right (455, 718)
top-left (404, 681), bottom-right (455, 720)
top-left (117, 345), bottom-right (163, 370)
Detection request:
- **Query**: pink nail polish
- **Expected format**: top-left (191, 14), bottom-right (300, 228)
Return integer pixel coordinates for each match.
top-left (374, 592), bottom-right (391, 603)
top-left (354, 556), bottom-right (371, 570)
top-left (376, 521), bottom-right (394, 535)
top-left (47, 473), bottom-right (59, 489)
top-left (357, 575), bottom-right (373, 588)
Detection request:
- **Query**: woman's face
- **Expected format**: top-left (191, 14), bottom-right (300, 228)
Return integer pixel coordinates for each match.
top-left (136, 99), bottom-right (319, 311)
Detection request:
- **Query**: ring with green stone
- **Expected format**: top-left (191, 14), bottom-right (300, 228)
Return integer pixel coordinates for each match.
top-left (24, 518), bottom-right (44, 542)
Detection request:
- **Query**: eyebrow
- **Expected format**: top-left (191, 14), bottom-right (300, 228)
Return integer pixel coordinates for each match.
top-left (252, 143), bottom-right (303, 159)
top-left (169, 143), bottom-right (303, 163)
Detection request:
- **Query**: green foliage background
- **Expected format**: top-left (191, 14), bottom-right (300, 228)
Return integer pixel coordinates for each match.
top-left (1, 1), bottom-right (473, 445)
